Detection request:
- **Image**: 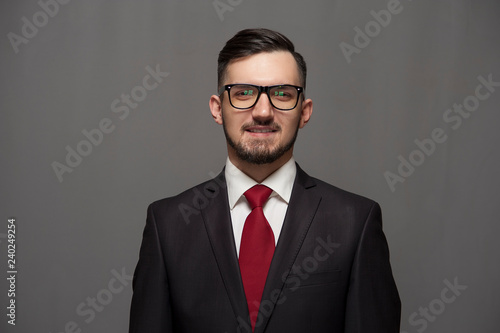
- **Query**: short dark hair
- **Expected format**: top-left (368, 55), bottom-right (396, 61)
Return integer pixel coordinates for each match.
top-left (217, 28), bottom-right (307, 91)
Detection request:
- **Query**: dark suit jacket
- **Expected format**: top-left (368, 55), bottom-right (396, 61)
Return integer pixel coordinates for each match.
top-left (129, 164), bottom-right (401, 332)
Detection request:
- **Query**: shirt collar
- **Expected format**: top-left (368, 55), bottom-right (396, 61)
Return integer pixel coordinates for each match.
top-left (225, 157), bottom-right (297, 209)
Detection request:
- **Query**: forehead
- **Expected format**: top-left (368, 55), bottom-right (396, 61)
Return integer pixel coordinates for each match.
top-left (225, 51), bottom-right (300, 86)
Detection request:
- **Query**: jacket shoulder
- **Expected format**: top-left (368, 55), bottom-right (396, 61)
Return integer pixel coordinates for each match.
top-left (307, 176), bottom-right (384, 231)
top-left (296, 163), bottom-right (378, 208)
top-left (313, 177), bottom-right (378, 207)
top-left (148, 172), bottom-right (226, 221)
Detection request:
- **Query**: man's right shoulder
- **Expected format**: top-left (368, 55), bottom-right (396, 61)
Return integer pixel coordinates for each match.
top-left (146, 172), bottom-right (227, 224)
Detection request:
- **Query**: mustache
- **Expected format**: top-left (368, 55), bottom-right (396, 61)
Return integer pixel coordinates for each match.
top-left (241, 121), bottom-right (281, 131)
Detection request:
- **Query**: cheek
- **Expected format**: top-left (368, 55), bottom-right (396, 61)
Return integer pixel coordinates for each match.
top-left (223, 113), bottom-right (245, 133)
top-left (280, 116), bottom-right (301, 133)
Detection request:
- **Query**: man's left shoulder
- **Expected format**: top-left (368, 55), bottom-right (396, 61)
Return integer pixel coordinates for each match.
top-left (298, 167), bottom-right (380, 216)
top-left (314, 177), bottom-right (376, 204)
top-left (305, 176), bottom-right (384, 231)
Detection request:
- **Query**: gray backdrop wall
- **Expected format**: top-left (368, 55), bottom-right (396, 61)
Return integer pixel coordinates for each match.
top-left (1, 0), bottom-right (499, 332)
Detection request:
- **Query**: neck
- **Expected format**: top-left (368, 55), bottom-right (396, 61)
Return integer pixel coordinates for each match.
top-left (227, 148), bottom-right (293, 183)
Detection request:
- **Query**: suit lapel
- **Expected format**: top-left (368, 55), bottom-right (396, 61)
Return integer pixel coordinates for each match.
top-left (255, 165), bottom-right (322, 333)
top-left (201, 166), bottom-right (322, 332)
top-left (200, 170), bottom-right (251, 327)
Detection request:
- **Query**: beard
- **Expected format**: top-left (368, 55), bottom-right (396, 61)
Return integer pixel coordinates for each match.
top-left (222, 112), bottom-right (300, 165)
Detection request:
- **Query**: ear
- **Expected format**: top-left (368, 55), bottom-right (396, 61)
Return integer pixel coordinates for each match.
top-left (298, 98), bottom-right (313, 128)
top-left (209, 95), bottom-right (223, 125)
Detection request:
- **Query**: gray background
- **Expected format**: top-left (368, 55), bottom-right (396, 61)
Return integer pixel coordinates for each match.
top-left (1, 0), bottom-right (499, 332)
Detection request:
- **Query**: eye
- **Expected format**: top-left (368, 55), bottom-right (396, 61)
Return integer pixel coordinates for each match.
top-left (272, 87), bottom-right (295, 99)
top-left (231, 86), bottom-right (256, 99)
top-left (236, 89), bottom-right (254, 96)
top-left (274, 91), bottom-right (291, 97)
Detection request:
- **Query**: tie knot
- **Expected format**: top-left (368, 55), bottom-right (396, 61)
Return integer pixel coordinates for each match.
top-left (244, 185), bottom-right (272, 209)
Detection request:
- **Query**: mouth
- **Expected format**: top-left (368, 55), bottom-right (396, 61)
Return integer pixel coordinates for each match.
top-left (244, 126), bottom-right (279, 136)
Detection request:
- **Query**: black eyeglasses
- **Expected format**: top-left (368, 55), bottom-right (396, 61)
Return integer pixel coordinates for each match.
top-left (218, 84), bottom-right (304, 111)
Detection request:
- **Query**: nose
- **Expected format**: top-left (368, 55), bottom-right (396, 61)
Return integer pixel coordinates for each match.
top-left (251, 91), bottom-right (274, 121)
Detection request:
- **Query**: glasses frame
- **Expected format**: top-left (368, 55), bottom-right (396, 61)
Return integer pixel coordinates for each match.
top-left (218, 84), bottom-right (304, 111)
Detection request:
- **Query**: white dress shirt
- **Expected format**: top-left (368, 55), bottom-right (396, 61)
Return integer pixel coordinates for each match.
top-left (225, 157), bottom-right (297, 257)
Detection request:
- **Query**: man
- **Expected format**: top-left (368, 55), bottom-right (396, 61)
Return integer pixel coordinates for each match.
top-left (129, 28), bottom-right (401, 333)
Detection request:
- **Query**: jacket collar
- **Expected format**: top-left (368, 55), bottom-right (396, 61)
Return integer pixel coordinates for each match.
top-left (201, 164), bottom-right (321, 332)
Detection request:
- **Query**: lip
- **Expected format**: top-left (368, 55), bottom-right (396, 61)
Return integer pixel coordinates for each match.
top-left (244, 126), bottom-right (279, 137)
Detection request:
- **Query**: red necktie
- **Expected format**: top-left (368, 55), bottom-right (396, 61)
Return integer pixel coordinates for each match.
top-left (239, 185), bottom-right (275, 331)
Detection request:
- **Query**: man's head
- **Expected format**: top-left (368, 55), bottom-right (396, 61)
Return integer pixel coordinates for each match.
top-left (210, 28), bottom-right (313, 174)
top-left (217, 28), bottom-right (308, 92)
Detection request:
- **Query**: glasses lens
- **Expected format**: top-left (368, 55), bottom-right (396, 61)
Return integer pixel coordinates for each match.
top-left (229, 85), bottom-right (258, 109)
top-left (269, 85), bottom-right (299, 110)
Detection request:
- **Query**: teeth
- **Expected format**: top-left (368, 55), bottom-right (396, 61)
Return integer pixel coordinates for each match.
top-left (249, 129), bottom-right (274, 133)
